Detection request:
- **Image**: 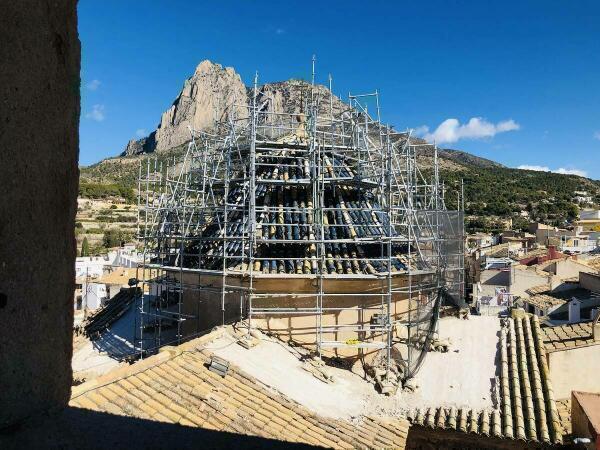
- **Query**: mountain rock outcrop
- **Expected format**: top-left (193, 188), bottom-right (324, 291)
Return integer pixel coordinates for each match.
top-left (123, 60), bottom-right (247, 155)
top-left (256, 80), bottom-right (347, 118)
top-left (122, 61), bottom-right (351, 156)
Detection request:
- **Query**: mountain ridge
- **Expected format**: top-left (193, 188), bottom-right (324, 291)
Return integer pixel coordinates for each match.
top-left (116, 60), bottom-right (503, 171)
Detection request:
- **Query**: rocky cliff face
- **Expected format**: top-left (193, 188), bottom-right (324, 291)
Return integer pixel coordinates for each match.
top-left (123, 60), bottom-right (247, 155)
top-left (256, 80), bottom-right (347, 118)
top-left (123, 133), bottom-right (156, 156)
top-left (122, 62), bottom-right (348, 156)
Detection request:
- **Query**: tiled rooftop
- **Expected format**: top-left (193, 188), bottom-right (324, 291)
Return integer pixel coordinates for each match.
top-left (522, 248), bottom-right (551, 259)
top-left (69, 329), bottom-right (409, 449)
top-left (484, 243), bottom-right (511, 257)
top-left (555, 399), bottom-right (571, 441)
top-left (540, 322), bottom-right (598, 352)
top-left (525, 294), bottom-right (567, 310)
top-left (80, 287), bottom-right (139, 338)
top-left (408, 315), bottom-right (563, 445)
top-left (524, 285), bottom-right (597, 313)
top-left (526, 284), bottom-right (552, 296)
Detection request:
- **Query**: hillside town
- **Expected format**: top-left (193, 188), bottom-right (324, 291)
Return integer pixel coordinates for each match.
top-left (4, 2), bottom-right (600, 449)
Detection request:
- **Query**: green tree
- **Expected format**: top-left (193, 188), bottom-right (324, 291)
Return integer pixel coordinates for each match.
top-left (81, 237), bottom-right (90, 257)
top-left (102, 229), bottom-right (122, 248)
top-left (566, 203), bottom-right (579, 221)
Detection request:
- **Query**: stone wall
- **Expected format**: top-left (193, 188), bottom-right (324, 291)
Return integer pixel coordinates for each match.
top-left (173, 270), bottom-right (414, 360)
top-left (547, 345), bottom-right (600, 399)
top-left (0, 0), bottom-right (80, 427)
top-left (581, 272), bottom-right (600, 293)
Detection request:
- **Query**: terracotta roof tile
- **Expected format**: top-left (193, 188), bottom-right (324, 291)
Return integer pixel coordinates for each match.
top-left (540, 322), bottom-right (598, 352)
top-left (69, 331), bottom-right (409, 449)
top-left (525, 293), bottom-right (567, 310)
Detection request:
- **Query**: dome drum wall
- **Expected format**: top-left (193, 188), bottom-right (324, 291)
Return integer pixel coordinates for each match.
top-left (164, 267), bottom-right (437, 364)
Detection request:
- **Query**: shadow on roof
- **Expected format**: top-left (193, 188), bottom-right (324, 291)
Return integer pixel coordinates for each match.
top-left (0, 406), bottom-right (320, 450)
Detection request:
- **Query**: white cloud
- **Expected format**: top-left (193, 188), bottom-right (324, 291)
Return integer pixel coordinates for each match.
top-left (423, 117), bottom-right (520, 144)
top-left (85, 104), bottom-right (105, 122)
top-left (554, 167), bottom-right (588, 177)
top-left (518, 165), bottom-right (550, 172)
top-left (412, 125), bottom-right (430, 136)
top-left (136, 128), bottom-right (147, 138)
top-left (517, 165), bottom-right (588, 178)
top-left (275, 28), bottom-right (285, 35)
top-left (86, 79), bottom-right (101, 91)
top-left (594, 131), bottom-right (600, 140)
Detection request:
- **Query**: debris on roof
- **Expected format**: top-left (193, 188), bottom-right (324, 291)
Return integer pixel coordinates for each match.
top-left (210, 317), bottom-right (502, 418)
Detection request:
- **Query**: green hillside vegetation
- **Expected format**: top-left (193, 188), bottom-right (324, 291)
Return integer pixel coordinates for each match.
top-left (441, 167), bottom-right (600, 231)
top-left (79, 181), bottom-right (136, 204)
top-left (80, 143), bottom-right (188, 186)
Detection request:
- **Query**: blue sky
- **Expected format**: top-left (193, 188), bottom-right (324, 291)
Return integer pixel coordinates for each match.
top-left (79, 1), bottom-right (600, 179)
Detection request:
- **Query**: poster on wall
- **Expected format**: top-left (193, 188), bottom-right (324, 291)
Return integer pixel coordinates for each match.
top-left (495, 287), bottom-right (513, 306)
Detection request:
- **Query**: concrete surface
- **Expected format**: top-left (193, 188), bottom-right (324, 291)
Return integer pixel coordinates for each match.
top-left (210, 332), bottom-right (403, 419)
top-left (211, 316), bottom-right (501, 419)
top-left (72, 340), bottom-right (124, 382)
top-left (0, 0), bottom-right (80, 427)
top-left (548, 345), bottom-right (600, 399)
top-left (401, 316), bottom-right (501, 411)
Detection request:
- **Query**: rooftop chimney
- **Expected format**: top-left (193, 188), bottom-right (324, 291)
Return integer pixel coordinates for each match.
top-left (568, 297), bottom-right (581, 323)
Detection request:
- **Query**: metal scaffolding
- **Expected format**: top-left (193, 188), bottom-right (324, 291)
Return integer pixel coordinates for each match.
top-left (135, 65), bottom-right (464, 382)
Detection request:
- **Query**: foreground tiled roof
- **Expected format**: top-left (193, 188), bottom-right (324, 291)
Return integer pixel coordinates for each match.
top-left (540, 322), bottom-right (598, 352)
top-left (70, 330), bottom-right (409, 449)
top-left (408, 315), bottom-right (563, 445)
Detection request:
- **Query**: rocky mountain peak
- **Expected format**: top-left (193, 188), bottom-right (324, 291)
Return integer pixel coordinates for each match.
top-left (121, 60), bottom-right (354, 157)
top-left (123, 60), bottom-right (247, 156)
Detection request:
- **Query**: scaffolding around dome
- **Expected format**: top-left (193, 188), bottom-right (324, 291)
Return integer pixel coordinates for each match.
top-left (135, 68), bottom-right (465, 382)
